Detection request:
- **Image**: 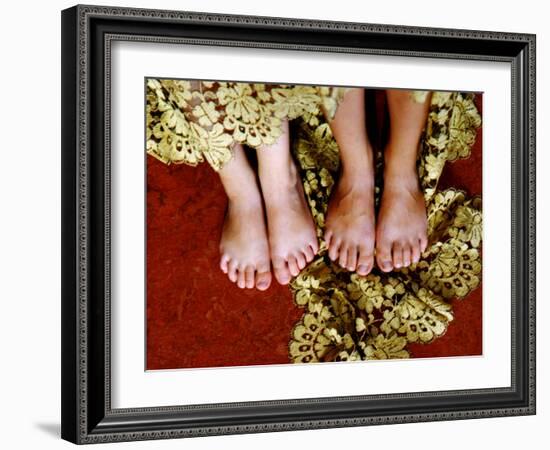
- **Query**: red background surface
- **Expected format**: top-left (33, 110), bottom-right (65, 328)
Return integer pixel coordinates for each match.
top-left (146, 94), bottom-right (483, 370)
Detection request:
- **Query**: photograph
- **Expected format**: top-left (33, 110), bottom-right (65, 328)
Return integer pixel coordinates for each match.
top-left (145, 80), bottom-right (483, 370)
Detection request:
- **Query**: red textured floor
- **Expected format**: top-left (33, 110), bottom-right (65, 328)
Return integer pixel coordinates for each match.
top-left (146, 94), bottom-right (483, 370)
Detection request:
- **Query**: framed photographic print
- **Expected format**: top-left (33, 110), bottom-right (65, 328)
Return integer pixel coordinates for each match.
top-left (61, 4), bottom-right (536, 444)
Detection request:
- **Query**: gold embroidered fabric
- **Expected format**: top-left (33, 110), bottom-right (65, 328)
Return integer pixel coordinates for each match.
top-left (146, 79), bottom-right (349, 171)
top-left (411, 90), bottom-right (430, 103)
top-left (288, 91), bottom-right (482, 362)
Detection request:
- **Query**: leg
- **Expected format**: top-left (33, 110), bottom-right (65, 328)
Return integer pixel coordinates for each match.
top-left (256, 119), bottom-right (319, 285)
top-left (375, 89), bottom-right (430, 272)
top-left (218, 143), bottom-right (272, 290)
top-left (324, 88), bottom-right (376, 276)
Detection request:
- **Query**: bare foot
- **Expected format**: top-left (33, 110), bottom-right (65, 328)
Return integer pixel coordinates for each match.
top-left (260, 158), bottom-right (319, 285)
top-left (256, 119), bottom-right (319, 285)
top-left (219, 196), bottom-right (272, 290)
top-left (218, 143), bottom-right (272, 290)
top-left (322, 87), bottom-right (376, 275)
top-left (375, 166), bottom-right (428, 272)
top-left (324, 171), bottom-right (375, 276)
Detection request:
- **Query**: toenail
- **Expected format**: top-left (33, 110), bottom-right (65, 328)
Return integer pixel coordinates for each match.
top-left (358, 265), bottom-right (367, 273)
top-left (257, 280), bottom-right (267, 288)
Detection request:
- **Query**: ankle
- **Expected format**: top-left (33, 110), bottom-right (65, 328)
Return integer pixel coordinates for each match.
top-left (227, 190), bottom-right (262, 212)
top-left (259, 156), bottom-right (299, 192)
top-left (340, 162), bottom-right (374, 190)
top-left (340, 145), bottom-right (374, 180)
top-left (384, 140), bottom-right (419, 173)
top-left (383, 165), bottom-right (420, 192)
top-left (222, 172), bottom-right (262, 207)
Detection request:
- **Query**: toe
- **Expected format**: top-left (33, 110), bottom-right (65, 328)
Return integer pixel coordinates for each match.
top-left (338, 245), bottom-right (348, 269)
top-left (244, 265), bottom-right (255, 289)
top-left (310, 239), bottom-right (319, 255)
top-left (304, 245), bottom-right (315, 263)
top-left (220, 254), bottom-right (230, 274)
top-left (420, 235), bottom-right (428, 253)
top-left (357, 246), bottom-right (374, 276)
top-left (402, 245), bottom-right (411, 267)
top-left (274, 267), bottom-right (291, 285)
top-left (295, 252), bottom-right (306, 270)
top-left (287, 255), bottom-right (300, 277)
top-left (237, 266), bottom-right (247, 289)
top-left (273, 257), bottom-right (291, 285)
top-left (256, 270), bottom-right (272, 291)
top-left (324, 229), bottom-right (333, 248)
top-left (375, 239), bottom-right (393, 272)
top-left (328, 238), bottom-right (342, 261)
top-left (411, 241), bottom-right (421, 264)
top-left (227, 259), bottom-right (238, 283)
top-left (256, 262), bottom-right (272, 291)
top-left (392, 243), bottom-right (404, 269)
top-left (346, 246), bottom-right (358, 271)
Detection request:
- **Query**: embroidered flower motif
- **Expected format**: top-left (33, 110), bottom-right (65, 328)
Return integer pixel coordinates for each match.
top-left (347, 274), bottom-right (387, 314)
top-left (424, 153), bottom-right (447, 181)
top-left (417, 241), bottom-right (481, 299)
top-left (450, 204), bottom-right (483, 248)
top-left (217, 83), bottom-right (260, 122)
top-left (447, 93), bottom-right (482, 160)
top-left (191, 98), bottom-right (221, 128)
top-left (432, 91), bottom-right (453, 108)
top-left (162, 79), bottom-right (193, 109)
top-left (364, 334), bottom-right (409, 360)
top-left (381, 289), bottom-right (453, 343)
top-left (271, 86), bottom-right (321, 119)
top-left (289, 304), bottom-right (334, 363)
top-left (200, 123), bottom-right (235, 171)
top-left (410, 90), bottom-right (430, 103)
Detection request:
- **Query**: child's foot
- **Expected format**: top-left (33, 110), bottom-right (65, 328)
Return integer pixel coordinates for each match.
top-left (375, 165), bottom-right (428, 272)
top-left (260, 158), bottom-right (319, 285)
top-left (217, 143), bottom-right (272, 291)
top-left (324, 172), bottom-right (375, 276)
top-left (219, 194), bottom-right (272, 290)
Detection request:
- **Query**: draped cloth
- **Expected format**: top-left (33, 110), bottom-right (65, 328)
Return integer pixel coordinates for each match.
top-left (146, 81), bottom-right (482, 363)
top-left (146, 80), bottom-right (348, 171)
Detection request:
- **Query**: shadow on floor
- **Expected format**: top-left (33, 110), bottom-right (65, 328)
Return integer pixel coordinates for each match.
top-left (35, 422), bottom-right (60, 438)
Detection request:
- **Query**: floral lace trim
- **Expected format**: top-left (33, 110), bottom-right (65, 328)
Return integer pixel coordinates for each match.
top-left (146, 79), bottom-right (349, 171)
